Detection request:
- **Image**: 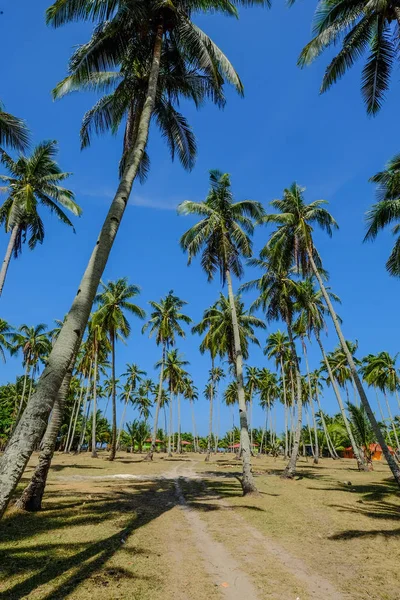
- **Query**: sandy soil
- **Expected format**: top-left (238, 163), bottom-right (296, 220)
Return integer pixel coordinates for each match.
top-left (0, 451), bottom-right (399, 600)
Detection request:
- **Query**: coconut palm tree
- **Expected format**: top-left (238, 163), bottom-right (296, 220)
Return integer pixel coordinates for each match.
top-left (117, 363), bottom-right (145, 448)
top-left (241, 257), bottom-right (303, 477)
top-left (204, 380), bottom-right (215, 460)
top-left (365, 153), bottom-right (400, 276)
top-left (245, 366), bottom-right (260, 451)
top-left (183, 377), bottom-right (198, 452)
top-left (361, 352), bottom-right (400, 451)
top-left (212, 366), bottom-right (225, 452)
top-left (134, 381), bottom-right (154, 422)
top-left (10, 324), bottom-right (52, 425)
top-left (93, 278), bottom-right (145, 460)
top-left (143, 291), bottom-right (191, 458)
top-left (0, 319), bottom-right (13, 363)
top-left (160, 349), bottom-right (189, 455)
top-left (261, 182), bottom-right (400, 485)
top-left (264, 330), bottom-right (291, 457)
top-left (0, 141), bottom-right (81, 295)
top-left (0, 0), bottom-right (270, 519)
top-left (258, 368), bottom-right (278, 453)
top-left (298, 0), bottom-right (400, 114)
top-left (179, 171), bottom-right (264, 492)
top-left (347, 402), bottom-right (375, 467)
top-left (0, 102), bottom-right (29, 151)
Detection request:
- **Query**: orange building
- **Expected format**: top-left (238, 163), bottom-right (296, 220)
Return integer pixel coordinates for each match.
top-left (342, 444), bottom-right (395, 461)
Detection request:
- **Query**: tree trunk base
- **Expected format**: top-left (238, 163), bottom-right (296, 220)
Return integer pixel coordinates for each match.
top-left (144, 451), bottom-right (153, 461)
top-left (91, 451), bottom-right (98, 459)
top-left (167, 452), bottom-right (173, 458)
top-left (313, 457), bottom-right (319, 465)
top-left (205, 452), bottom-right (210, 462)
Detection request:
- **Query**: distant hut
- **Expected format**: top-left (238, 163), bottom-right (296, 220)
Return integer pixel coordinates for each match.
top-left (343, 444), bottom-right (395, 461)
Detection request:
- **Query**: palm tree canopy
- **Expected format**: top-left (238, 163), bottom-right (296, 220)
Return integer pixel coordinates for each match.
top-left (361, 351), bottom-right (399, 393)
top-left (194, 292), bottom-right (265, 363)
top-left (298, 0), bottom-right (400, 114)
top-left (0, 103), bottom-right (30, 152)
top-left (365, 153), bottom-right (400, 276)
top-left (10, 324), bottom-right (52, 368)
top-left (179, 170), bottom-right (265, 283)
top-left (142, 290), bottom-right (191, 346)
top-left (159, 348), bottom-right (189, 393)
top-left (293, 277), bottom-right (341, 338)
top-left (0, 141), bottom-right (81, 256)
top-left (94, 278), bottom-right (145, 340)
top-left (260, 183), bottom-right (337, 276)
top-left (0, 319), bottom-right (14, 363)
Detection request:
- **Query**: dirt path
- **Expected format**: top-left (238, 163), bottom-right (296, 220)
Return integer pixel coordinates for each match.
top-left (173, 461), bottom-right (346, 600)
top-left (171, 462), bottom-right (260, 600)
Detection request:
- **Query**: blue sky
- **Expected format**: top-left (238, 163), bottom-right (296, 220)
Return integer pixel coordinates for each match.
top-left (1, 0), bottom-right (399, 436)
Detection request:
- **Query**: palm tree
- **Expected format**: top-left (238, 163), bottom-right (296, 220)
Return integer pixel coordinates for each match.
top-left (261, 182), bottom-right (400, 485)
top-left (134, 381), bottom-right (154, 422)
top-left (143, 291), bottom-right (191, 458)
top-left (117, 363), bottom-right (145, 448)
top-left (347, 402), bottom-right (375, 467)
top-left (265, 330), bottom-right (291, 458)
top-left (204, 380), bottom-right (215, 459)
top-left (0, 319), bottom-right (13, 362)
top-left (0, 102), bottom-right (29, 151)
top-left (11, 324), bottom-right (52, 425)
top-left (212, 366), bottom-right (225, 452)
top-left (160, 349), bottom-right (189, 456)
top-left (245, 366), bottom-right (260, 452)
top-left (241, 257), bottom-right (303, 477)
top-left (0, 141), bottom-right (81, 295)
top-left (0, 0), bottom-right (270, 519)
top-left (365, 154), bottom-right (400, 276)
top-left (298, 0), bottom-right (400, 114)
top-left (361, 352), bottom-right (400, 451)
top-left (93, 278), bottom-right (145, 460)
top-left (179, 170), bottom-right (264, 493)
top-left (183, 377), bottom-right (199, 452)
top-left (258, 368), bottom-right (278, 453)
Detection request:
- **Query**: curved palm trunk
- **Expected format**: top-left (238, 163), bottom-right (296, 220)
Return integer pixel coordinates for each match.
top-left (282, 321), bottom-right (303, 479)
top-left (0, 224), bottom-right (19, 297)
top-left (0, 21), bottom-right (165, 518)
top-left (302, 343), bottom-right (319, 464)
top-left (15, 360), bottom-right (75, 511)
top-left (308, 252), bottom-right (399, 480)
top-left (383, 391), bottom-right (400, 452)
top-left (91, 347), bottom-right (98, 458)
top-left (109, 332), bottom-right (117, 461)
top-left (375, 389), bottom-right (394, 447)
top-left (315, 333), bottom-right (366, 469)
top-left (146, 342), bottom-right (166, 460)
top-left (226, 269), bottom-right (257, 494)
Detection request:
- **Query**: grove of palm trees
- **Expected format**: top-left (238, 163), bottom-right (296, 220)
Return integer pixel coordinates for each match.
top-left (0, 0), bottom-right (399, 598)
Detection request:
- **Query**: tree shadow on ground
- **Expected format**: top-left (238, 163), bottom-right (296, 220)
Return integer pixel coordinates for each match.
top-left (0, 472), bottom-right (242, 600)
top-left (307, 478), bottom-right (398, 501)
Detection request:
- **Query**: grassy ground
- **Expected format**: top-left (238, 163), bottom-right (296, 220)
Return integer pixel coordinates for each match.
top-left (0, 451), bottom-right (399, 599)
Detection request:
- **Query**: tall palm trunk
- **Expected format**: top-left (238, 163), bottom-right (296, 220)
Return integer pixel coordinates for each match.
top-left (302, 342), bottom-right (319, 464)
top-left (249, 383), bottom-right (254, 455)
top-left (315, 333), bottom-right (367, 469)
top-left (280, 357), bottom-right (289, 459)
top-left (315, 387), bottom-right (339, 459)
top-left (0, 224), bottom-right (19, 297)
top-left (168, 381), bottom-right (173, 457)
top-left (109, 331), bottom-right (117, 461)
top-left (305, 410), bottom-right (315, 460)
top-left (282, 321), bottom-right (303, 479)
top-left (308, 251), bottom-right (399, 480)
top-left (91, 346), bottom-right (98, 458)
top-left (205, 358), bottom-right (214, 462)
top-left (0, 21), bottom-right (165, 518)
top-left (15, 358), bottom-right (76, 511)
top-left (117, 385), bottom-right (131, 450)
top-left (64, 375), bottom-right (83, 453)
top-left (375, 389), bottom-right (394, 446)
top-left (215, 380), bottom-right (220, 453)
top-left (146, 342), bottom-right (166, 460)
top-left (77, 359), bottom-right (93, 454)
top-left (177, 393), bottom-right (181, 453)
top-left (383, 391), bottom-right (400, 452)
top-left (225, 269), bottom-right (257, 494)
top-left (13, 362), bottom-right (30, 428)
top-left (190, 399), bottom-right (198, 453)
top-left (68, 371), bottom-right (89, 453)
